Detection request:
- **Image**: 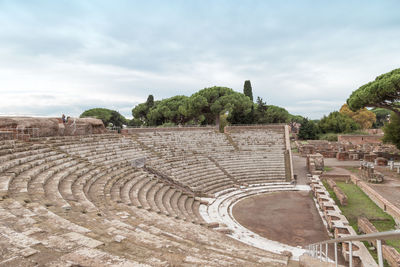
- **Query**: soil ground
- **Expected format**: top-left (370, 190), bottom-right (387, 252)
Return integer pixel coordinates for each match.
top-left (232, 191), bottom-right (329, 247)
top-left (232, 191), bottom-right (346, 264)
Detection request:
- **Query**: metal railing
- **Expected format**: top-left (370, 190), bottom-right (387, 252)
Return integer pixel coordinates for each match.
top-left (306, 230), bottom-right (400, 267)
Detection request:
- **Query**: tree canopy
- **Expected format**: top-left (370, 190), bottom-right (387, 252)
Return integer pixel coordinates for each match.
top-left (339, 104), bottom-right (376, 129)
top-left (80, 108), bottom-right (127, 127)
top-left (243, 80), bottom-right (253, 101)
top-left (318, 111), bottom-right (360, 134)
top-left (129, 85), bottom-right (297, 127)
top-left (372, 108), bottom-right (391, 128)
top-left (298, 118), bottom-right (319, 140)
top-left (382, 112), bottom-right (400, 149)
top-left (347, 68), bottom-right (400, 116)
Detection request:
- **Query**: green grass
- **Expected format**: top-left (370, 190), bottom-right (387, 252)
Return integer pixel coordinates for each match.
top-left (323, 166), bottom-right (333, 172)
top-left (318, 133), bottom-right (338, 141)
top-left (344, 166), bottom-right (360, 174)
top-left (342, 131), bottom-right (370, 135)
top-left (324, 180), bottom-right (400, 254)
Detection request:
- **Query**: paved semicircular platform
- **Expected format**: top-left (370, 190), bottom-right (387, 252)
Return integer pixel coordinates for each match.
top-left (200, 183), bottom-right (313, 260)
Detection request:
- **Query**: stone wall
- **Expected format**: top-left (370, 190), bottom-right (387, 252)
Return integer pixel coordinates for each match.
top-left (338, 135), bottom-right (382, 145)
top-left (358, 217), bottom-right (400, 267)
top-left (320, 174), bottom-right (350, 182)
top-left (306, 153), bottom-right (324, 175)
top-left (0, 116), bottom-right (106, 139)
top-left (121, 126), bottom-right (217, 134)
top-left (326, 178), bottom-right (348, 206)
top-left (224, 124), bottom-right (285, 133)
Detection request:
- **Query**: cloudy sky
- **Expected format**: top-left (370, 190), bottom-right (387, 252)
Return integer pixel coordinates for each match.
top-left (1, 1), bottom-right (400, 119)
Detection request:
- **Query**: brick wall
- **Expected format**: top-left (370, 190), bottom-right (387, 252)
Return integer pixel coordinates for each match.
top-left (338, 135), bottom-right (382, 145)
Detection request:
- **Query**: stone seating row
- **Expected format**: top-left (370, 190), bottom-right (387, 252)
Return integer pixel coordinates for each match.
top-left (146, 153), bottom-right (235, 187)
top-left (133, 130), bottom-right (287, 193)
top-left (0, 136), bottom-right (290, 266)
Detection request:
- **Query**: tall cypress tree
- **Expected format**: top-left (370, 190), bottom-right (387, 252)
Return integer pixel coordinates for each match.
top-left (146, 94), bottom-right (154, 108)
top-left (243, 80), bottom-right (253, 101)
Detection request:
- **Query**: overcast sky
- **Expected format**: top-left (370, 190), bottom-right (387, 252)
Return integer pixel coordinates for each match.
top-left (1, 1), bottom-right (400, 119)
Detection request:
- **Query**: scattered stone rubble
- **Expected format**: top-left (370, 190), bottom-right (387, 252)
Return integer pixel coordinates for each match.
top-left (360, 161), bottom-right (384, 183)
top-left (296, 139), bottom-right (400, 162)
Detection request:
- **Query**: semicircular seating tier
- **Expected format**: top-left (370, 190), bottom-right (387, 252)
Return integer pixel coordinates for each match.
top-left (0, 125), bottom-right (292, 266)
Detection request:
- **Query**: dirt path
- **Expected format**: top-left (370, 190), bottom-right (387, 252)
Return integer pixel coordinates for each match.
top-left (292, 154), bottom-right (309, 185)
top-left (232, 191), bottom-right (329, 247)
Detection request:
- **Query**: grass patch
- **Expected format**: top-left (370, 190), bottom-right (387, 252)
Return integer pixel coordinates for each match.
top-left (318, 133), bottom-right (338, 141)
top-left (335, 182), bottom-right (393, 230)
top-left (343, 166), bottom-right (360, 174)
top-left (291, 147), bottom-right (298, 153)
top-left (323, 166), bottom-right (333, 172)
top-left (323, 180), bottom-right (398, 265)
top-left (325, 180), bottom-right (400, 254)
top-left (300, 141), bottom-right (309, 144)
top-left (342, 131), bottom-right (370, 135)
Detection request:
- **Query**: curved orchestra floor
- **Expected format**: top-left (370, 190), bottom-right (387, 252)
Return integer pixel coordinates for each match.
top-left (232, 191), bottom-right (329, 247)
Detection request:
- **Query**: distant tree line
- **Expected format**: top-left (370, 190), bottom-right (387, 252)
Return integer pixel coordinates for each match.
top-left (80, 108), bottom-right (127, 128)
top-left (347, 68), bottom-right (400, 148)
top-left (298, 68), bottom-right (399, 148)
top-left (79, 69), bottom-right (399, 149)
top-left (80, 81), bottom-right (302, 129)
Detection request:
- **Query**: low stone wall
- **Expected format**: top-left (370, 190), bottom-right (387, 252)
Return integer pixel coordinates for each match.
top-left (358, 217), bottom-right (400, 267)
top-left (382, 245), bottom-right (400, 267)
top-left (224, 124), bottom-right (285, 133)
top-left (358, 217), bottom-right (377, 236)
top-left (334, 187), bottom-right (348, 206)
top-left (122, 126), bottom-right (217, 134)
top-left (325, 178), bottom-right (348, 206)
top-left (338, 135), bottom-right (383, 145)
top-left (320, 174), bottom-right (350, 182)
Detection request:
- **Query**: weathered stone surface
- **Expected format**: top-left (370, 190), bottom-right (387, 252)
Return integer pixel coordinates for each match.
top-left (0, 116), bottom-right (106, 137)
top-left (382, 244), bottom-right (400, 267)
top-left (299, 254), bottom-right (344, 267)
top-left (0, 116), bottom-right (59, 137)
top-left (375, 157), bottom-right (388, 166)
top-left (333, 186), bottom-right (348, 206)
top-left (326, 178), bottom-right (337, 189)
top-left (64, 117), bottom-right (106, 136)
top-left (358, 217), bottom-right (377, 236)
top-left (306, 153), bottom-right (324, 174)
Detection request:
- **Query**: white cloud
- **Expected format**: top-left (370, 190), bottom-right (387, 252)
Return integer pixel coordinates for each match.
top-left (0, 1), bottom-right (400, 120)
